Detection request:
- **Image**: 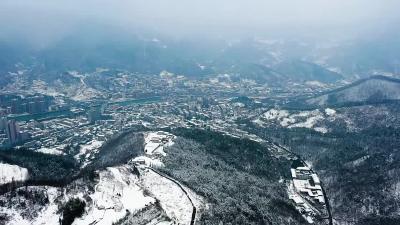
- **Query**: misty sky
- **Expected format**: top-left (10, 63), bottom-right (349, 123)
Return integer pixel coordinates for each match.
top-left (1, 0), bottom-right (400, 45)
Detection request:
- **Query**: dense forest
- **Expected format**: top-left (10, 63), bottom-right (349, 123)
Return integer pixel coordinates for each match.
top-left (161, 128), bottom-right (307, 225)
top-left (84, 130), bottom-right (145, 172)
top-left (0, 128), bottom-right (146, 193)
top-left (0, 149), bottom-right (78, 186)
top-left (242, 109), bottom-right (400, 225)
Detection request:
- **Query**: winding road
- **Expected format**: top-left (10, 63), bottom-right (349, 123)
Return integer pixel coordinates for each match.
top-left (148, 168), bottom-right (197, 225)
top-left (274, 142), bottom-right (333, 225)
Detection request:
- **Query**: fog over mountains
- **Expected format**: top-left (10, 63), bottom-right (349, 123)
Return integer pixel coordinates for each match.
top-left (2, 0), bottom-right (399, 40)
top-left (1, 1), bottom-right (400, 225)
top-left (1, 0), bottom-right (400, 81)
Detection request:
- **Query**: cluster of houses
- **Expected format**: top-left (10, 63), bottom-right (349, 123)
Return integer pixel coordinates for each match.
top-left (132, 131), bottom-right (175, 169)
top-left (288, 166), bottom-right (326, 223)
top-left (143, 131), bottom-right (175, 156)
top-left (291, 166), bottom-right (325, 204)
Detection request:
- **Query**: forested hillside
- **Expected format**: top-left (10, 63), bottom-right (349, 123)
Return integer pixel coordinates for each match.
top-left (160, 128), bottom-right (307, 225)
top-left (243, 106), bottom-right (400, 225)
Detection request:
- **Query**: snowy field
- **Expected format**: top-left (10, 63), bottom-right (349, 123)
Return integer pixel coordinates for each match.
top-left (134, 131), bottom-right (176, 168)
top-left (144, 131), bottom-right (175, 156)
top-left (74, 166), bottom-right (155, 225)
top-left (0, 163), bottom-right (29, 185)
top-left (74, 139), bottom-right (104, 167)
top-left (1, 165), bottom-right (157, 225)
top-left (1, 131), bottom-right (204, 225)
top-left (257, 108), bottom-right (337, 133)
top-left (141, 169), bottom-right (193, 225)
top-left (36, 146), bottom-right (65, 155)
top-left (135, 131), bottom-right (205, 224)
top-left (132, 156), bottom-right (165, 168)
top-left (2, 187), bottom-right (61, 225)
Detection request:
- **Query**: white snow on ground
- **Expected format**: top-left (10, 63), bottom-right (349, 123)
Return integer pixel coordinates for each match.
top-left (305, 80), bottom-right (327, 88)
top-left (287, 181), bottom-right (315, 224)
top-left (36, 146), bottom-right (65, 155)
top-left (324, 108), bottom-right (336, 116)
top-left (263, 109), bottom-right (289, 120)
top-left (2, 131), bottom-right (199, 225)
top-left (314, 127), bottom-right (328, 134)
top-left (79, 140), bottom-right (104, 157)
top-left (70, 86), bottom-right (102, 101)
top-left (0, 163), bottom-right (29, 185)
top-left (75, 140), bottom-right (104, 167)
top-left (280, 117), bottom-right (296, 127)
top-left (31, 80), bottom-right (63, 97)
top-left (252, 118), bottom-right (264, 126)
top-left (264, 109), bottom-right (325, 129)
top-left (131, 156), bottom-right (164, 168)
top-left (347, 155), bottom-right (370, 167)
top-left (3, 187), bottom-right (61, 225)
top-left (144, 131), bottom-right (175, 156)
top-left (29, 187), bottom-right (61, 225)
top-left (134, 131), bottom-right (204, 225)
top-left (261, 109), bottom-right (334, 133)
top-left (154, 222), bottom-right (173, 225)
top-left (141, 170), bottom-right (193, 225)
top-left (2, 209), bottom-right (30, 225)
top-left (2, 166), bottom-right (156, 225)
top-left (287, 113), bottom-right (324, 129)
top-left (132, 131), bottom-right (175, 169)
top-left (145, 141), bottom-right (162, 155)
top-left (74, 166), bottom-right (155, 225)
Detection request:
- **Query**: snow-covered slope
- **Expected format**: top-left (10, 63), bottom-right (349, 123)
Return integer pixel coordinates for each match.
top-left (1, 187), bottom-right (61, 225)
top-left (0, 165), bottom-right (161, 225)
top-left (0, 131), bottom-right (204, 225)
top-left (74, 166), bottom-right (155, 225)
top-left (306, 76), bottom-right (400, 106)
top-left (141, 170), bottom-right (194, 225)
top-left (0, 163), bottom-right (29, 185)
top-left (256, 108), bottom-right (337, 133)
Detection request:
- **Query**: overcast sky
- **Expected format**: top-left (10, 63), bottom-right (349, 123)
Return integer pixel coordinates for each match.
top-left (1, 0), bottom-right (399, 45)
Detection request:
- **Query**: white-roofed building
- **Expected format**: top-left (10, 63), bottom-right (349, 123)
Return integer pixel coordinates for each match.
top-left (311, 174), bottom-right (320, 185)
top-left (291, 168), bottom-right (297, 178)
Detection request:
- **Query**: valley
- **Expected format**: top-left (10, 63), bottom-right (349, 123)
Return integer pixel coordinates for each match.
top-left (1, 3), bottom-right (400, 223)
top-left (1, 72), bottom-right (400, 224)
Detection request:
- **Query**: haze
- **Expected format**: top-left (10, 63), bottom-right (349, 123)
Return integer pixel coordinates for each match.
top-left (1, 0), bottom-right (400, 46)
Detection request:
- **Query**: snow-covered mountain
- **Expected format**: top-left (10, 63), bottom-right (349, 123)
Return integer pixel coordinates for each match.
top-left (306, 76), bottom-right (400, 106)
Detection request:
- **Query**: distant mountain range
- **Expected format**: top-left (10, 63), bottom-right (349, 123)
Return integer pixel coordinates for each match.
top-left (305, 76), bottom-right (400, 106)
top-left (1, 25), bottom-right (400, 86)
top-left (274, 60), bottom-right (342, 83)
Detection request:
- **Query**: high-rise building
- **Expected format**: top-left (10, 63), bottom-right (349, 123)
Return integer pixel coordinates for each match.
top-left (6, 119), bottom-right (20, 145)
top-left (28, 101), bottom-right (37, 114)
top-left (0, 108), bottom-right (7, 116)
top-left (0, 117), bottom-right (6, 131)
top-left (87, 107), bottom-right (102, 124)
top-left (38, 101), bottom-right (47, 113)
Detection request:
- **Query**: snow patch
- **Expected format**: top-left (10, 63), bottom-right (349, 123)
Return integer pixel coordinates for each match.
top-left (262, 109), bottom-right (329, 133)
top-left (1, 187), bottom-right (60, 225)
top-left (314, 127), bottom-right (328, 134)
top-left (263, 109), bottom-right (289, 120)
top-left (37, 147), bottom-right (65, 155)
top-left (0, 163), bottom-right (29, 185)
top-left (325, 108), bottom-right (336, 116)
top-left (131, 156), bottom-right (164, 168)
top-left (144, 131), bottom-right (175, 156)
top-left (305, 80), bottom-right (327, 88)
top-left (288, 113), bottom-right (324, 129)
top-left (74, 166), bottom-right (155, 225)
top-left (75, 140), bottom-right (104, 166)
top-left (142, 170), bottom-right (193, 225)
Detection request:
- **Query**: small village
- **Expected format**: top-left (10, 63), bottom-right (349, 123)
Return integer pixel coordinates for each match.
top-left (288, 165), bottom-right (329, 224)
top-left (132, 131), bottom-right (176, 169)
